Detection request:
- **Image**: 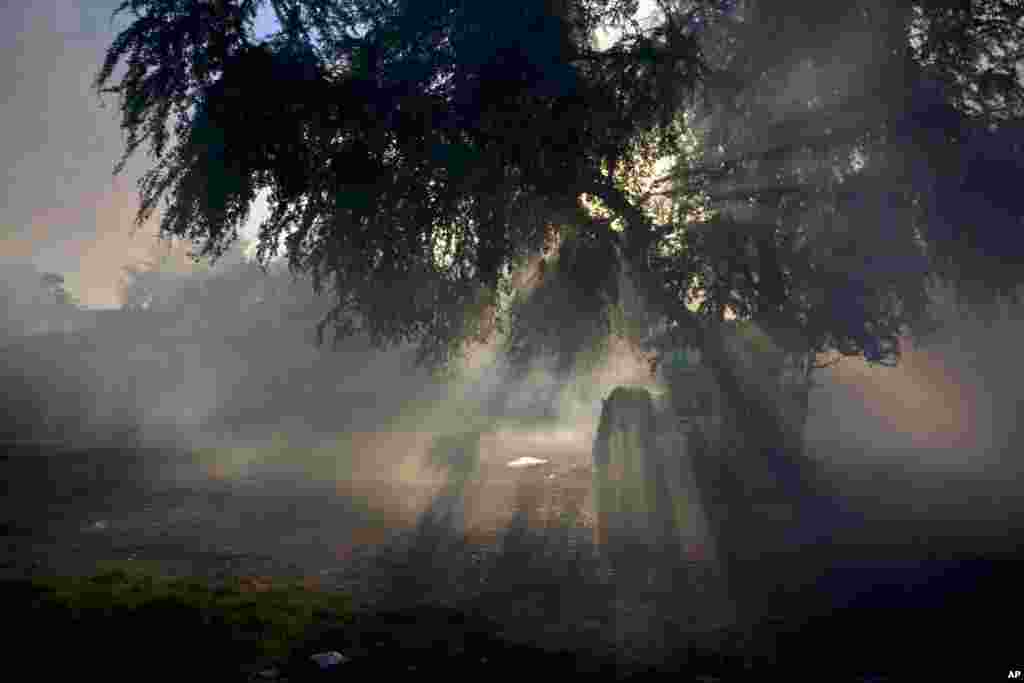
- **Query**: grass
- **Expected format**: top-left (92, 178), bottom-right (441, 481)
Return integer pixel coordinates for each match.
top-left (2, 559), bottom-right (640, 682)
top-left (2, 533), bottom-right (735, 682)
top-left (4, 559), bottom-right (356, 681)
top-left (5, 542), bottom-right (996, 682)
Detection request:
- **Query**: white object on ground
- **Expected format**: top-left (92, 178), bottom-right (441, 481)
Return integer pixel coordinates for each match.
top-left (506, 456), bottom-right (549, 468)
top-left (310, 651), bottom-right (349, 669)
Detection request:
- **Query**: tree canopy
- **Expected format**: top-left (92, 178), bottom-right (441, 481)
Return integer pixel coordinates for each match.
top-left (652, 1), bottom-right (1024, 370)
top-left (95, 0), bottom-right (1024, 383)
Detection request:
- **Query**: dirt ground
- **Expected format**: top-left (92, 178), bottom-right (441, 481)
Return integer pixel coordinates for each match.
top-left (0, 432), bottom-right (731, 664)
top-left (4, 431), bottom-right (1022, 676)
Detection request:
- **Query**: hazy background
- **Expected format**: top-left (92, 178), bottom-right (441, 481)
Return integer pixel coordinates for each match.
top-left (2, 0), bottom-right (1021, 556)
top-left (0, 0), bottom-right (284, 306)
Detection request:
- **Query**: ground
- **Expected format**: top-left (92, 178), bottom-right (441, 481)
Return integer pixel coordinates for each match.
top-left (3, 427), bottom-right (1022, 680)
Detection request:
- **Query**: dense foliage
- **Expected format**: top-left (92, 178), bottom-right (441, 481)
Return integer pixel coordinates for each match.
top-left (96, 1), bottom-right (1024, 380)
top-left (97, 0), bottom-right (703, 369)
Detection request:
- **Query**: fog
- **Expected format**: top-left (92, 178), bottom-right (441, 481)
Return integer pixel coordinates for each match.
top-left (3, 243), bottom-right (1023, 677)
top-left (1, 2), bottom-right (1021, 673)
top-left (3, 248), bottom-right (1020, 505)
top-left (1, 251), bottom-right (655, 534)
top-left (807, 285), bottom-right (1021, 477)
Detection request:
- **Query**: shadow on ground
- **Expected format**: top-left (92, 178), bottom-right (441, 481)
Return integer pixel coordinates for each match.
top-left (2, 439), bottom-right (1022, 681)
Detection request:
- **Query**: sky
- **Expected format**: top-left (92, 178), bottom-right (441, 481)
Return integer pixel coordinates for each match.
top-left (0, 1), bottom-right (279, 309)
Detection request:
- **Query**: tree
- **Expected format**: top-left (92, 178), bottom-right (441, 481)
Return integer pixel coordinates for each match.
top-left (645, 0), bottom-right (1024, 618)
top-left (94, 0), bottom-right (1022, 396)
top-left (96, 0), bottom-right (1024, 618)
top-left (96, 0), bottom-right (703, 365)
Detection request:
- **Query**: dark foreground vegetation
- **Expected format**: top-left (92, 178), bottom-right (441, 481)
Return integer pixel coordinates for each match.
top-left (0, 565), bottom-right (646, 682)
top-left (5, 528), bottom-right (1020, 683)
